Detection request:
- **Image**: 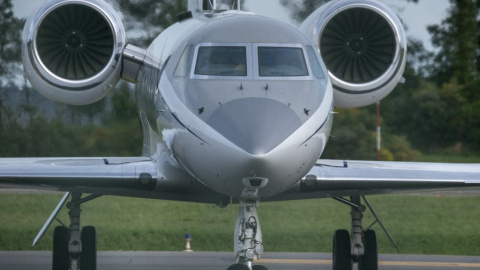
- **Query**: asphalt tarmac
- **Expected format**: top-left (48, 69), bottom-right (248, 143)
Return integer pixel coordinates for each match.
top-left (1, 251), bottom-right (480, 270)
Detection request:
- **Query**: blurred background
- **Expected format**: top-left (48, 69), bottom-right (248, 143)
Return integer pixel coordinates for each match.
top-left (1, 0), bottom-right (479, 162)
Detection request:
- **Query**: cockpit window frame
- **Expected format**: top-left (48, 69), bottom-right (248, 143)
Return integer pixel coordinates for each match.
top-left (191, 42), bottom-right (253, 80)
top-left (190, 43), bottom-right (319, 81)
top-left (253, 43), bottom-right (313, 81)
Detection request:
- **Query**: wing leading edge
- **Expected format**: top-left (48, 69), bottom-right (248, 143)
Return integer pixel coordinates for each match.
top-left (268, 159), bottom-right (480, 201)
top-left (0, 157), bottom-right (158, 192)
top-left (0, 157), bottom-right (233, 204)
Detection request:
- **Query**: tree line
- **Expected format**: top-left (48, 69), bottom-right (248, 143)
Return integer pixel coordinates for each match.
top-left (0, 0), bottom-right (479, 160)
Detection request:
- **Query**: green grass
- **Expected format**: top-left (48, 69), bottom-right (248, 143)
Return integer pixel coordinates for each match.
top-left (415, 153), bottom-right (480, 163)
top-left (1, 194), bottom-right (480, 255)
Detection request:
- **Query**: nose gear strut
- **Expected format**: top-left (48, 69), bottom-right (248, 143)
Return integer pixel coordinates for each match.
top-left (235, 198), bottom-right (264, 266)
top-left (228, 189), bottom-right (268, 270)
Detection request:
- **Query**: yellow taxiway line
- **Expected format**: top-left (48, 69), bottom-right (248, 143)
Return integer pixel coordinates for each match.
top-left (257, 258), bottom-right (480, 268)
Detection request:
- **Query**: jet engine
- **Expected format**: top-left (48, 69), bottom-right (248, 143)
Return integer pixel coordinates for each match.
top-left (300, 0), bottom-right (406, 108)
top-left (22, 0), bottom-right (126, 105)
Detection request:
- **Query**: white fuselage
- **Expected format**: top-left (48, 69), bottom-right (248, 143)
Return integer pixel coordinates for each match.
top-left (137, 12), bottom-right (334, 198)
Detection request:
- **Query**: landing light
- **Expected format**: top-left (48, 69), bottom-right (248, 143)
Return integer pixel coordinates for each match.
top-left (242, 177), bottom-right (269, 188)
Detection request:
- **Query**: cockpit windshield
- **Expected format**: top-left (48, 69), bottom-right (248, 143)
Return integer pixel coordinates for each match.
top-left (194, 46), bottom-right (247, 76)
top-left (258, 47), bottom-right (308, 77)
top-left (189, 43), bottom-right (324, 80)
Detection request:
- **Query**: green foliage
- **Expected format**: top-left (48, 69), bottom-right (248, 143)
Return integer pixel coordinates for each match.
top-left (117, 0), bottom-right (187, 46)
top-left (281, 0), bottom-right (418, 24)
top-left (0, 0), bottom-right (23, 86)
top-left (280, 0), bottom-right (328, 23)
top-left (322, 106), bottom-right (420, 161)
top-left (381, 73), bottom-right (480, 154)
top-left (323, 108), bottom-right (376, 160)
top-left (117, 0), bottom-right (245, 46)
top-left (0, 84), bottom-right (142, 157)
top-left (415, 152), bottom-right (480, 162)
top-left (382, 135), bottom-right (420, 161)
top-left (110, 82), bottom-right (138, 121)
top-left (428, 0), bottom-right (479, 85)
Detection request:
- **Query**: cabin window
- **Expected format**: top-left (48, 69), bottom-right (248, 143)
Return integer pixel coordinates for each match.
top-left (194, 46), bottom-right (247, 76)
top-left (258, 47), bottom-right (308, 77)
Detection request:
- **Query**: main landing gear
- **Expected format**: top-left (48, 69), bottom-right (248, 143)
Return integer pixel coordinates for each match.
top-left (52, 192), bottom-right (100, 270)
top-left (332, 196), bottom-right (398, 270)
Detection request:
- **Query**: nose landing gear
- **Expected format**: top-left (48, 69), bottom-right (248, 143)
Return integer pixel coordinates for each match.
top-left (228, 189), bottom-right (268, 270)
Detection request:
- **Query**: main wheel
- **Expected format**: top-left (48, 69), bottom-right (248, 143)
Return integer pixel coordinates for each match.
top-left (52, 226), bottom-right (70, 270)
top-left (226, 263), bottom-right (250, 270)
top-left (333, 229), bottom-right (352, 270)
top-left (80, 226), bottom-right (97, 270)
top-left (359, 229), bottom-right (378, 270)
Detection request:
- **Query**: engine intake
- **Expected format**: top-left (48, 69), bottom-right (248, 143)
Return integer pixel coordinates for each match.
top-left (36, 4), bottom-right (114, 80)
top-left (300, 0), bottom-right (406, 108)
top-left (22, 0), bottom-right (126, 105)
top-left (320, 8), bottom-right (395, 84)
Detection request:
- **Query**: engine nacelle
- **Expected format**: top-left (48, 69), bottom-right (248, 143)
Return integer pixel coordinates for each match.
top-left (300, 0), bottom-right (406, 108)
top-left (22, 0), bottom-right (126, 105)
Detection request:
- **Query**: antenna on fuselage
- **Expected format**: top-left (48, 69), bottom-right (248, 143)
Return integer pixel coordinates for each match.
top-left (231, 0), bottom-right (241, 11)
top-left (203, 0), bottom-right (216, 10)
top-left (188, 0), bottom-right (243, 15)
top-left (188, 0), bottom-right (214, 14)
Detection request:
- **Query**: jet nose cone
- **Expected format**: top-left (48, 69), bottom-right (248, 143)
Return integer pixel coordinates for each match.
top-left (206, 98), bottom-right (302, 155)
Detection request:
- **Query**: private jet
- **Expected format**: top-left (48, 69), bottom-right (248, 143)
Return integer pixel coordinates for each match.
top-left (2, 0), bottom-right (480, 269)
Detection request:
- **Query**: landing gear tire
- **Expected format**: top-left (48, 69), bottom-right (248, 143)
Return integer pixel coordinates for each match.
top-left (252, 265), bottom-right (269, 270)
top-left (52, 226), bottom-right (69, 270)
top-left (80, 226), bottom-right (97, 270)
top-left (359, 229), bottom-right (378, 270)
top-left (226, 263), bottom-right (250, 270)
top-left (333, 229), bottom-right (352, 270)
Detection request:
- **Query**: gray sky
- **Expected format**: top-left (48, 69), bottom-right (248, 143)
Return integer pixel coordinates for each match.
top-left (13, 0), bottom-right (449, 51)
top-left (383, 0), bottom-right (450, 51)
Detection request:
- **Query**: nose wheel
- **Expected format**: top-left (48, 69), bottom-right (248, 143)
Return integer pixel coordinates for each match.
top-left (227, 264), bottom-right (250, 270)
top-left (227, 264), bottom-right (269, 270)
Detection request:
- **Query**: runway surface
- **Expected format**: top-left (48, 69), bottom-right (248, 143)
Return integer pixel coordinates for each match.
top-left (1, 251), bottom-right (480, 270)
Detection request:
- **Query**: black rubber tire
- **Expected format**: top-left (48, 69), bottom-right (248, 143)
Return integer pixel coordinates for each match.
top-left (226, 263), bottom-right (250, 270)
top-left (52, 226), bottom-right (70, 270)
top-left (333, 229), bottom-right (352, 270)
top-left (359, 229), bottom-right (378, 270)
top-left (252, 265), bottom-right (269, 270)
top-left (80, 226), bottom-right (97, 270)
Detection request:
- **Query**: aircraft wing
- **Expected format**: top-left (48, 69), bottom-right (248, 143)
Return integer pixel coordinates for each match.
top-left (269, 159), bottom-right (480, 201)
top-left (3, 157), bottom-right (479, 202)
top-left (0, 157), bottom-right (158, 192)
top-left (0, 157), bottom-right (230, 203)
